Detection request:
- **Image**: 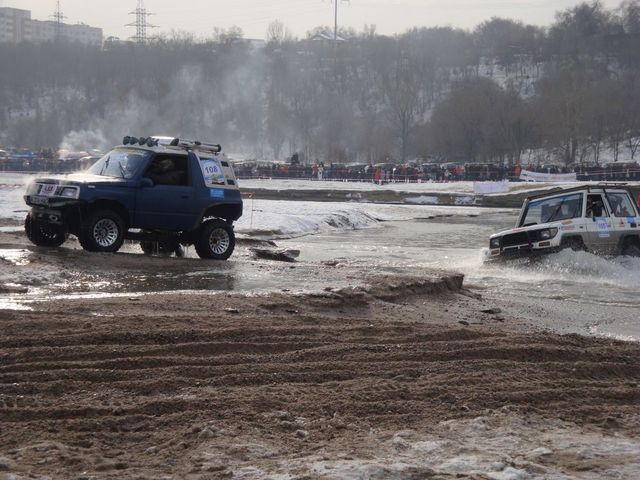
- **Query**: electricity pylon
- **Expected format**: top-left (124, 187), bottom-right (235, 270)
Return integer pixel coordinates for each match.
top-left (126, 0), bottom-right (157, 44)
top-left (50, 1), bottom-right (66, 41)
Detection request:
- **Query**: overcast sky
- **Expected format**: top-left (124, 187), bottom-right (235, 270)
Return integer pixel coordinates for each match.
top-left (1, 0), bottom-right (624, 40)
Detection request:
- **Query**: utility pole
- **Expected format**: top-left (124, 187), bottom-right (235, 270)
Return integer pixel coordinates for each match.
top-left (334, 0), bottom-right (338, 41)
top-left (126, 0), bottom-right (157, 44)
top-left (51, 1), bottom-right (66, 41)
top-left (333, 0), bottom-right (348, 42)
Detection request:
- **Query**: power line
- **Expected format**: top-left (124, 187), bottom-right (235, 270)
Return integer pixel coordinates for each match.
top-left (126, 0), bottom-right (157, 44)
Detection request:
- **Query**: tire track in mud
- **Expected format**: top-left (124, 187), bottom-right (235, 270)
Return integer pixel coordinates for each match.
top-left (1, 291), bottom-right (639, 477)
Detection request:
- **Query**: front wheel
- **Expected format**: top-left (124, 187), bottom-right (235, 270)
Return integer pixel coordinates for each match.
top-left (561, 237), bottom-right (585, 252)
top-left (194, 221), bottom-right (235, 260)
top-left (24, 213), bottom-right (68, 247)
top-left (79, 210), bottom-right (125, 252)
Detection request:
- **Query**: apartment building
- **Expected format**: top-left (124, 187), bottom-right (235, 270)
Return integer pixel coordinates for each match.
top-left (0, 7), bottom-right (102, 46)
top-left (0, 7), bottom-right (31, 43)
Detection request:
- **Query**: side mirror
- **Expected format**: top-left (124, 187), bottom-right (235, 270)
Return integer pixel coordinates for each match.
top-left (140, 177), bottom-right (154, 188)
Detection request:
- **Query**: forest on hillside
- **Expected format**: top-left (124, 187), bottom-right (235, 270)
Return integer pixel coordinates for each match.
top-left (2, 0), bottom-right (640, 167)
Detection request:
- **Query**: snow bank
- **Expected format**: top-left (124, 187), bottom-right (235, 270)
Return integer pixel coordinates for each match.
top-left (235, 200), bottom-right (510, 239)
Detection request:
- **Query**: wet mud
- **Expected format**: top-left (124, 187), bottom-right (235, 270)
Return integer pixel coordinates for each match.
top-left (1, 232), bottom-right (639, 479)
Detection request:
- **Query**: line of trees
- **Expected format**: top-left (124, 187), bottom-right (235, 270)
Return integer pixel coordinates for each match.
top-left (1, 1), bottom-right (640, 167)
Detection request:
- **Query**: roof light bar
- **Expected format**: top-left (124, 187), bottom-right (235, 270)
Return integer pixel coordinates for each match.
top-left (122, 135), bottom-right (222, 153)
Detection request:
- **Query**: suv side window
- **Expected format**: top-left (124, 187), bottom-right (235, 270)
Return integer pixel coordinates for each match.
top-left (144, 154), bottom-right (189, 186)
top-left (607, 192), bottom-right (635, 217)
top-left (586, 194), bottom-right (609, 218)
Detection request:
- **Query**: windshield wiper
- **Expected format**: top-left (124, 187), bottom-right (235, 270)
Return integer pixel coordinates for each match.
top-left (118, 160), bottom-right (126, 178)
top-left (99, 156), bottom-right (110, 176)
top-left (544, 198), bottom-right (567, 223)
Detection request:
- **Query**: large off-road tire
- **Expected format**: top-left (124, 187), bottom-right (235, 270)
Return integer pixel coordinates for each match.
top-left (561, 237), bottom-right (586, 252)
top-left (79, 209), bottom-right (125, 253)
top-left (622, 242), bottom-right (640, 257)
top-left (24, 213), bottom-right (68, 247)
top-left (194, 221), bottom-right (235, 260)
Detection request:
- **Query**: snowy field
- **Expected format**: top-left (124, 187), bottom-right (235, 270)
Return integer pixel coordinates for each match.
top-left (238, 177), bottom-right (580, 195)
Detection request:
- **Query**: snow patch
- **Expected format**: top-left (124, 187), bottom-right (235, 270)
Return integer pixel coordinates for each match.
top-left (404, 195), bottom-right (439, 205)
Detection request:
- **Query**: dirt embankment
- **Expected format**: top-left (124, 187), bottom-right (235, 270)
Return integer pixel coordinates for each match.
top-left (1, 273), bottom-right (639, 478)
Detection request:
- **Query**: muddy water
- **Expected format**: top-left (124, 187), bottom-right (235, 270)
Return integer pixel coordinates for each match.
top-left (278, 210), bottom-right (640, 341)
top-left (1, 190), bottom-right (639, 340)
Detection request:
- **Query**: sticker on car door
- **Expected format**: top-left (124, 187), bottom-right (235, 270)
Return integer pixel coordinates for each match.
top-left (596, 217), bottom-right (610, 237)
top-left (201, 159), bottom-right (225, 187)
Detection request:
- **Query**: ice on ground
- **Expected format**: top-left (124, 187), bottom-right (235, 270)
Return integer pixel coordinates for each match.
top-left (404, 195), bottom-right (439, 204)
top-left (236, 199), bottom-right (512, 239)
top-left (239, 178), bottom-right (640, 195)
top-left (200, 413), bottom-right (640, 479)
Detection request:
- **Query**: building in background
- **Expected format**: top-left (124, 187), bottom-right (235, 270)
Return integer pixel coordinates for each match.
top-left (0, 7), bottom-right (31, 43)
top-left (0, 7), bottom-right (102, 46)
top-left (30, 20), bottom-right (102, 46)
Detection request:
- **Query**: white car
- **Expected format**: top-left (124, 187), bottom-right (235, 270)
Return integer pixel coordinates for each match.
top-left (487, 184), bottom-right (640, 260)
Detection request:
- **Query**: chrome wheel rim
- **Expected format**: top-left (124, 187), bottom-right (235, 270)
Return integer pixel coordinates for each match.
top-left (209, 228), bottom-right (230, 255)
top-left (93, 218), bottom-right (119, 247)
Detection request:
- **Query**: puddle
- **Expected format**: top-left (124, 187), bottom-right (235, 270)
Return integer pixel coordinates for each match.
top-left (0, 298), bottom-right (33, 310)
top-left (0, 248), bottom-right (31, 266)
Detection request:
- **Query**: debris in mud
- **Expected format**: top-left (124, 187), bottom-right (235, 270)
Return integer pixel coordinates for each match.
top-left (480, 307), bottom-right (502, 314)
top-left (0, 284), bottom-right (28, 294)
top-left (237, 238), bottom-right (277, 248)
top-left (224, 308), bottom-right (240, 314)
top-left (250, 248), bottom-right (300, 262)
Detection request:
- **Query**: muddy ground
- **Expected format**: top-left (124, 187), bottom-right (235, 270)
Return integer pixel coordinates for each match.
top-left (1, 231), bottom-right (639, 479)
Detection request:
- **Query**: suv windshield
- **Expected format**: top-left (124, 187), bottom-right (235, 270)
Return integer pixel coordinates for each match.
top-left (520, 193), bottom-right (583, 227)
top-left (87, 148), bottom-right (151, 179)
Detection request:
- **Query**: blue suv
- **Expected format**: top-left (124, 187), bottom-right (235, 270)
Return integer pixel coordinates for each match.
top-left (23, 136), bottom-right (243, 260)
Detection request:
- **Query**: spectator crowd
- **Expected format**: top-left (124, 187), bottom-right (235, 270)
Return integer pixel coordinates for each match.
top-left (2, 147), bottom-right (640, 183)
top-left (232, 160), bottom-right (640, 183)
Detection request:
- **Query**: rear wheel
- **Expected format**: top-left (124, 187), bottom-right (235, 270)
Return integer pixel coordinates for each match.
top-left (79, 210), bottom-right (125, 252)
top-left (24, 213), bottom-right (68, 247)
top-left (194, 221), bottom-right (235, 260)
top-left (622, 242), bottom-right (640, 257)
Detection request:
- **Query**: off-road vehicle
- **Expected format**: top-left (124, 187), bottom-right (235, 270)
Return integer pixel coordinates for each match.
top-left (23, 136), bottom-right (242, 260)
top-left (487, 184), bottom-right (640, 260)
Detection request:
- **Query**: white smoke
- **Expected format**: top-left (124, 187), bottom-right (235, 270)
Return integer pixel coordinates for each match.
top-left (58, 56), bottom-right (269, 158)
top-left (59, 129), bottom-right (109, 153)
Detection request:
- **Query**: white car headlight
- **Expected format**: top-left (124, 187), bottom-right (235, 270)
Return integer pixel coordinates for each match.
top-left (60, 186), bottom-right (79, 199)
top-left (539, 228), bottom-right (558, 240)
top-left (490, 237), bottom-right (501, 248)
top-left (25, 181), bottom-right (38, 195)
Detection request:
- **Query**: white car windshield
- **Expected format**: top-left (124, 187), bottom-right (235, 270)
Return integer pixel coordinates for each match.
top-left (520, 193), bottom-right (583, 226)
top-left (87, 148), bottom-right (151, 179)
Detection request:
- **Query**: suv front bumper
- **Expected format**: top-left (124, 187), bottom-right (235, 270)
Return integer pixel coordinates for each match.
top-left (486, 244), bottom-right (561, 262)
